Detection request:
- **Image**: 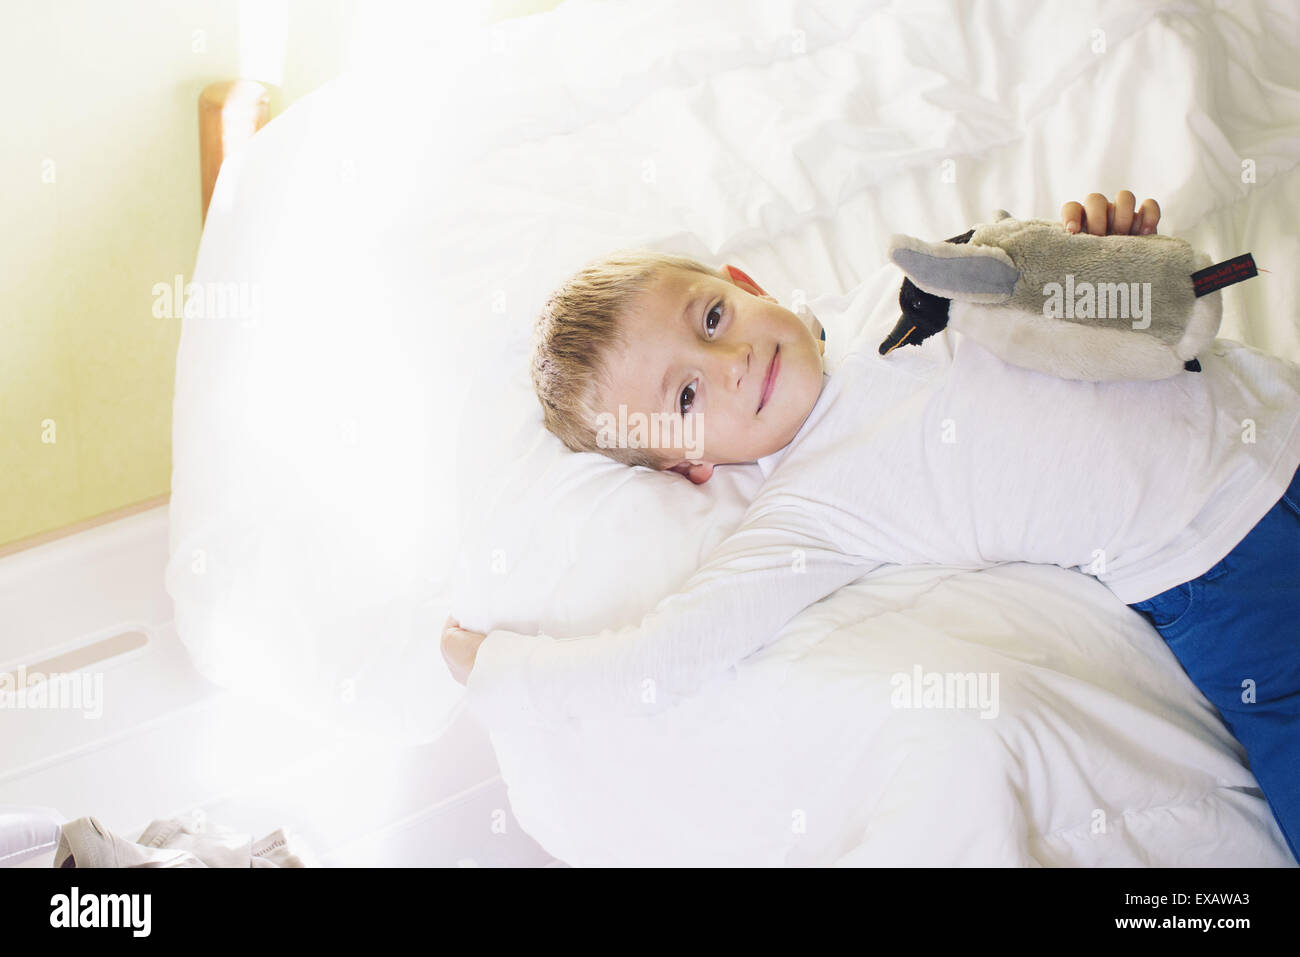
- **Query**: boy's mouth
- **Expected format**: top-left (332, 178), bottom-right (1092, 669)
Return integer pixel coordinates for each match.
top-left (757, 345), bottom-right (780, 413)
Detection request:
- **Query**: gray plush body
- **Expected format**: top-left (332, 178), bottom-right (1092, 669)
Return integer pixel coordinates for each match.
top-left (888, 211), bottom-right (1223, 382)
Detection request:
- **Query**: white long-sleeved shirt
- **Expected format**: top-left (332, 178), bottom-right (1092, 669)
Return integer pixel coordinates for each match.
top-left (468, 274), bottom-right (1300, 729)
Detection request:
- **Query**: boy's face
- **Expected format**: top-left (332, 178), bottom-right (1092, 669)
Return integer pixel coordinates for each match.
top-left (594, 265), bottom-right (826, 484)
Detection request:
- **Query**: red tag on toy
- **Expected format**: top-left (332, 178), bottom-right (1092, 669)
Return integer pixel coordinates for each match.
top-left (1192, 253), bottom-right (1257, 297)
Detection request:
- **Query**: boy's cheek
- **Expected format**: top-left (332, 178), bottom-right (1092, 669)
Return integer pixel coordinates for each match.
top-left (794, 303), bottom-right (825, 344)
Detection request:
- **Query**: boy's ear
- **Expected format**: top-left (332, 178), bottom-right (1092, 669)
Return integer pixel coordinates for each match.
top-left (668, 461), bottom-right (714, 485)
top-left (724, 264), bottom-right (770, 299)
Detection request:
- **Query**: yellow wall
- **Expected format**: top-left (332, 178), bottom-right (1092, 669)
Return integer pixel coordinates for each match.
top-left (0, 0), bottom-right (564, 549)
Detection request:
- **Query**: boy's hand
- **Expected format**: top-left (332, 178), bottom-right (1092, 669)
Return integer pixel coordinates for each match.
top-left (442, 615), bottom-right (487, 686)
top-left (1060, 190), bottom-right (1160, 236)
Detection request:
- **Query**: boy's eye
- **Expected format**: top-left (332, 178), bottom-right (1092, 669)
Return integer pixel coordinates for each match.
top-left (679, 379), bottom-right (697, 415)
top-left (705, 303), bottom-right (723, 336)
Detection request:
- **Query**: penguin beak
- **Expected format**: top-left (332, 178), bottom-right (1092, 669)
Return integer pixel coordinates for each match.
top-left (878, 315), bottom-right (919, 356)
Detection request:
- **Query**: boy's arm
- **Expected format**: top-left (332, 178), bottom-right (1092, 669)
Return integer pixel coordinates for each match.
top-left (466, 505), bottom-right (878, 729)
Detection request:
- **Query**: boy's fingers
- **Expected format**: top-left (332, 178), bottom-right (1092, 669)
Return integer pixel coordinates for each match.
top-left (1137, 197), bottom-right (1160, 234)
top-left (440, 626), bottom-right (482, 683)
top-left (442, 617), bottom-right (481, 653)
top-left (1112, 190), bottom-right (1136, 235)
top-left (1083, 193), bottom-right (1109, 236)
top-left (1060, 201), bottom-right (1084, 233)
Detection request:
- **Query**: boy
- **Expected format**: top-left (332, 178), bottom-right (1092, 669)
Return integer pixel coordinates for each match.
top-left (444, 191), bottom-right (1300, 859)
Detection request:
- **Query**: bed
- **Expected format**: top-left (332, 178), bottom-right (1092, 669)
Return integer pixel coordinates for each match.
top-left (167, 0), bottom-right (1300, 865)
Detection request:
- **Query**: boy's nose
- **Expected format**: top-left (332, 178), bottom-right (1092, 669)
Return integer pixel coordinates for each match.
top-left (711, 343), bottom-right (751, 392)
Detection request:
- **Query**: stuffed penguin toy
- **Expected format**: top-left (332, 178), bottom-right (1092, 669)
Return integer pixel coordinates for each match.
top-left (879, 209), bottom-right (1233, 381)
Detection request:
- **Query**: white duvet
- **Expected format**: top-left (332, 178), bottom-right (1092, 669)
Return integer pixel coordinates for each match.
top-left (169, 0), bottom-right (1300, 866)
top-left (496, 562), bottom-right (1288, 866)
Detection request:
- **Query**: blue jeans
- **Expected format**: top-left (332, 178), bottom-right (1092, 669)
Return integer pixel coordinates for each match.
top-left (1127, 464), bottom-right (1300, 864)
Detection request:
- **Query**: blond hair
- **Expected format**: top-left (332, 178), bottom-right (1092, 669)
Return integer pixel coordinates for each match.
top-left (530, 249), bottom-right (720, 469)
